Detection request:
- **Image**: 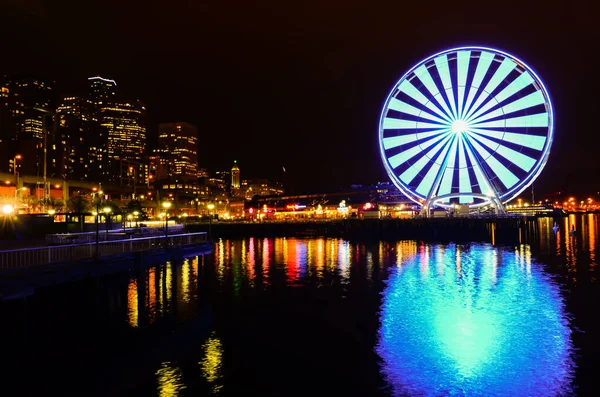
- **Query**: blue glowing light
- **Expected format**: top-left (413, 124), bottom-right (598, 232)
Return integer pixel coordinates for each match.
top-left (376, 244), bottom-right (574, 396)
top-left (378, 47), bottom-right (554, 208)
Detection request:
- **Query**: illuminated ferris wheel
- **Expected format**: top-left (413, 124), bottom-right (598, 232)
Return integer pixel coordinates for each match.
top-left (378, 47), bottom-right (553, 214)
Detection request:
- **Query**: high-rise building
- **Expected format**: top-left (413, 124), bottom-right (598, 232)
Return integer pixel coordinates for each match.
top-left (231, 160), bottom-right (240, 189)
top-left (6, 77), bottom-right (55, 140)
top-left (57, 96), bottom-right (93, 180)
top-left (157, 122), bottom-right (199, 177)
top-left (101, 100), bottom-right (147, 183)
top-left (1, 76), bottom-right (56, 176)
top-left (88, 76), bottom-right (117, 102)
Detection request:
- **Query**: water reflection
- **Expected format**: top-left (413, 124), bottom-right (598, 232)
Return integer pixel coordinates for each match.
top-left (377, 244), bottom-right (575, 396)
top-left (156, 362), bottom-right (186, 396)
top-left (200, 332), bottom-right (224, 394)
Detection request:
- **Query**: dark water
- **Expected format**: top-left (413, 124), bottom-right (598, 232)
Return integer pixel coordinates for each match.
top-left (1, 214), bottom-right (599, 396)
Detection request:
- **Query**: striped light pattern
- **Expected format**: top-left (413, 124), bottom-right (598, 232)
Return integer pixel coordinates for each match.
top-left (379, 47), bottom-right (553, 207)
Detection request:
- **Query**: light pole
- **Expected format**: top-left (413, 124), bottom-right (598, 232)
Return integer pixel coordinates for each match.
top-left (207, 203), bottom-right (215, 240)
top-left (13, 154), bottom-right (22, 187)
top-left (33, 108), bottom-right (56, 212)
top-left (133, 210), bottom-right (139, 228)
top-left (103, 206), bottom-right (112, 239)
top-left (129, 166), bottom-right (137, 199)
top-left (162, 201), bottom-right (172, 247)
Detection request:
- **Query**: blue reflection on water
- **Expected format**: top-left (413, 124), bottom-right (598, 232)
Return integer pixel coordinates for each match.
top-left (377, 244), bottom-right (575, 396)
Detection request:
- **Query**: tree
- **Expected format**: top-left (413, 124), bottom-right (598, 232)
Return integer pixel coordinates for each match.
top-left (66, 195), bottom-right (90, 232)
top-left (67, 195), bottom-right (90, 213)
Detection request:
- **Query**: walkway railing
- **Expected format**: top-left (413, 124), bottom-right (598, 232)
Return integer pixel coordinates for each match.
top-left (0, 232), bottom-right (208, 271)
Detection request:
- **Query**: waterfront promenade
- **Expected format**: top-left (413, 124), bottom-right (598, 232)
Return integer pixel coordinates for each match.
top-left (0, 227), bottom-right (210, 301)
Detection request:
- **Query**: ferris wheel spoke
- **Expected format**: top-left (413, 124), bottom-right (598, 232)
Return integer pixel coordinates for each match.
top-left (414, 64), bottom-right (454, 120)
top-left (457, 135), bottom-right (473, 203)
top-left (434, 55), bottom-right (458, 119)
top-left (468, 91), bottom-right (546, 125)
top-left (399, 135), bottom-right (452, 185)
top-left (383, 117), bottom-right (445, 130)
top-left (387, 131), bottom-right (451, 168)
top-left (383, 128), bottom-right (450, 150)
top-left (469, 128), bottom-right (547, 151)
top-left (466, 138), bottom-right (519, 189)
top-left (466, 131), bottom-right (537, 172)
top-left (463, 141), bottom-right (495, 196)
top-left (415, 136), bottom-right (455, 196)
top-left (398, 80), bottom-right (453, 123)
top-left (470, 112), bottom-right (549, 129)
top-left (456, 50), bottom-right (471, 119)
top-left (388, 98), bottom-right (449, 124)
top-left (467, 72), bottom-right (535, 122)
top-left (463, 58), bottom-right (517, 120)
top-left (437, 137), bottom-right (459, 198)
top-left (462, 51), bottom-right (495, 120)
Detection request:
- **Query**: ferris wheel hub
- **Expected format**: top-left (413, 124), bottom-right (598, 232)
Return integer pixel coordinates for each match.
top-left (451, 120), bottom-right (468, 134)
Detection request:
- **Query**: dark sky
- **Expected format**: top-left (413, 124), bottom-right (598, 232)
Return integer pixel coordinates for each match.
top-left (1, 0), bottom-right (598, 195)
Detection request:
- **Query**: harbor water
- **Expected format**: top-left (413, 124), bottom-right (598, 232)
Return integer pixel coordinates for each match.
top-left (1, 214), bottom-right (599, 396)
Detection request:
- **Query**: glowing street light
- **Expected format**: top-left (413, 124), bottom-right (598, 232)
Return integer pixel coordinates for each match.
top-left (103, 206), bottom-right (112, 238)
top-left (162, 201), bottom-right (172, 246)
top-left (2, 204), bottom-right (14, 215)
top-left (207, 203), bottom-right (215, 239)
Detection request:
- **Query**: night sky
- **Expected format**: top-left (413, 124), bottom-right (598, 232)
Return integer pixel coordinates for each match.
top-left (1, 1), bottom-right (598, 195)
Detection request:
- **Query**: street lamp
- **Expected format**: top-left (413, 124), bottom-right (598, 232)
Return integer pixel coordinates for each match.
top-left (103, 206), bottom-right (112, 239)
top-left (13, 154), bottom-right (22, 189)
top-left (33, 107), bottom-right (56, 212)
top-left (127, 214), bottom-right (133, 228)
top-left (162, 201), bottom-right (172, 247)
top-left (207, 203), bottom-right (215, 239)
top-left (133, 210), bottom-right (139, 228)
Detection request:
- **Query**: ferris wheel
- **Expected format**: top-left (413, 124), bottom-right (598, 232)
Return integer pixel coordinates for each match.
top-left (378, 47), bottom-right (553, 214)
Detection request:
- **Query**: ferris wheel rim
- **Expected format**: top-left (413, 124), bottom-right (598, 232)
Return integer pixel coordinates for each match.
top-left (378, 46), bottom-right (554, 209)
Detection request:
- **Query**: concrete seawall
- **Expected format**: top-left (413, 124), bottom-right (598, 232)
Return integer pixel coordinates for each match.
top-left (186, 217), bottom-right (544, 244)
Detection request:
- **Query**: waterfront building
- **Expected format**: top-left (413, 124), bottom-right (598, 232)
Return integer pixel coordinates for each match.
top-left (243, 179), bottom-right (284, 200)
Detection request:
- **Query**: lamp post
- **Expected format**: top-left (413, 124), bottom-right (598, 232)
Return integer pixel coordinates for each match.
top-left (133, 210), bottom-right (139, 228)
top-left (33, 108), bottom-right (56, 213)
top-left (48, 208), bottom-right (55, 221)
top-left (13, 154), bottom-right (22, 189)
top-left (103, 206), bottom-right (112, 239)
top-left (207, 203), bottom-right (215, 240)
top-left (162, 201), bottom-right (172, 247)
top-left (129, 166), bottom-right (137, 199)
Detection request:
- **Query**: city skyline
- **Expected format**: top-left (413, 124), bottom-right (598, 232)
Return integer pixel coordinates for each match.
top-left (0, 2), bottom-right (597, 195)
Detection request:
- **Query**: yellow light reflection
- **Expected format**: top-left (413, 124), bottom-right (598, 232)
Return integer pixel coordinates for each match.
top-left (156, 361), bottom-right (186, 397)
top-left (127, 278), bottom-right (138, 328)
top-left (181, 259), bottom-right (190, 303)
top-left (200, 334), bottom-right (224, 393)
top-left (147, 267), bottom-right (157, 323)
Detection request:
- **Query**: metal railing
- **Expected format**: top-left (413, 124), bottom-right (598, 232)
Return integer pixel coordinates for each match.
top-left (0, 232), bottom-right (207, 271)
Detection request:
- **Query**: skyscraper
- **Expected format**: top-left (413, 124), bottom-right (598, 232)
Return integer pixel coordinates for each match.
top-left (157, 122), bottom-right (198, 177)
top-left (88, 76), bottom-right (117, 102)
top-left (57, 96), bottom-right (93, 180)
top-left (1, 76), bottom-right (56, 176)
